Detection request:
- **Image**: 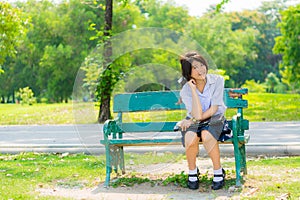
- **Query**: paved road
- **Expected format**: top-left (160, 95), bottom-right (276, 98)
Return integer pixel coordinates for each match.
top-left (0, 122), bottom-right (299, 155)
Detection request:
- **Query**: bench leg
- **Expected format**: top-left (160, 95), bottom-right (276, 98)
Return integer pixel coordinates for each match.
top-left (104, 145), bottom-right (112, 187)
top-left (111, 145), bottom-right (123, 174)
top-left (239, 143), bottom-right (247, 175)
top-left (104, 166), bottom-right (112, 187)
top-left (104, 145), bottom-right (125, 187)
top-left (119, 146), bottom-right (125, 174)
top-left (233, 141), bottom-right (242, 187)
top-left (233, 142), bottom-right (248, 187)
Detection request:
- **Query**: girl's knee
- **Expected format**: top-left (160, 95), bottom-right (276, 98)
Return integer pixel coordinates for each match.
top-left (201, 130), bottom-right (214, 142)
top-left (201, 130), bottom-right (218, 153)
top-left (184, 131), bottom-right (199, 148)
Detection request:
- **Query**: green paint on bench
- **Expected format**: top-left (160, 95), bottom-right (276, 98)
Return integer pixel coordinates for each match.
top-left (113, 91), bottom-right (183, 112)
top-left (101, 88), bottom-right (250, 187)
top-left (100, 135), bottom-right (249, 146)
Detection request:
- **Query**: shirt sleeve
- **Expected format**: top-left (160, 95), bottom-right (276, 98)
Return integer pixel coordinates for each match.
top-left (211, 75), bottom-right (224, 106)
top-left (180, 84), bottom-right (192, 116)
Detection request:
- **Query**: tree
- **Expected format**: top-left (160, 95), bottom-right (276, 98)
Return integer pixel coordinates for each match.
top-left (0, 2), bottom-right (27, 66)
top-left (226, 9), bottom-right (282, 84)
top-left (97, 0), bottom-right (113, 122)
top-left (273, 4), bottom-right (300, 93)
top-left (0, 0), bottom-right (103, 103)
top-left (94, 0), bottom-right (231, 122)
top-left (186, 13), bottom-right (258, 87)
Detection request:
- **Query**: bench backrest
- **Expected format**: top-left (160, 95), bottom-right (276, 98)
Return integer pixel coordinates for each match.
top-left (114, 88), bottom-right (248, 112)
top-left (111, 88), bottom-right (248, 135)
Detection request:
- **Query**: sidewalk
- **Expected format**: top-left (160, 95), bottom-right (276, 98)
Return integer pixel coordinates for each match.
top-left (0, 122), bottom-right (299, 156)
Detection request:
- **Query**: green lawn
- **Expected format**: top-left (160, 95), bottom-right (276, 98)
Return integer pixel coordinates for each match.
top-left (0, 93), bottom-right (299, 125)
top-left (0, 153), bottom-right (299, 199)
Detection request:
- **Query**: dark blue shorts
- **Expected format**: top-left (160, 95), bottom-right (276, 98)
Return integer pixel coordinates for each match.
top-left (180, 117), bottom-right (224, 147)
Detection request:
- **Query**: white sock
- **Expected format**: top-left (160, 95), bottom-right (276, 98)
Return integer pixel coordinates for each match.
top-left (213, 167), bottom-right (223, 182)
top-left (188, 168), bottom-right (198, 181)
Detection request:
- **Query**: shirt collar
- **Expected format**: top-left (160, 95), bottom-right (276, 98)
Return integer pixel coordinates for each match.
top-left (206, 74), bottom-right (217, 85)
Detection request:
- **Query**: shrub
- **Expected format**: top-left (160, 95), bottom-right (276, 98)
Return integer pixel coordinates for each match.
top-left (241, 80), bottom-right (266, 93)
top-left (16, 87), bottom-right (36, 105)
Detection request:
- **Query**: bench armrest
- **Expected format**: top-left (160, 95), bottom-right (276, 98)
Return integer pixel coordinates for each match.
top-left (103, 119), bottom-right (123, 140)
top-left (224, 88), bottom-right (248, 108)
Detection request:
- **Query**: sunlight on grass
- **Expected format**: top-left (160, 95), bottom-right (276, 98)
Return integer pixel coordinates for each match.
top-left (0, 153), bottom-right (105, 199)
top-left (1, 93), bottom-right (299, 125)
top-left (0, 153), bottom-right (299, 199)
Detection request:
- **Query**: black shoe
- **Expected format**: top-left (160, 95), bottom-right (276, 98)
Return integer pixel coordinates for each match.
top-left (211, 168), bottom-right (226, 190)
top-left (187, 168), bottom-right (200, 190)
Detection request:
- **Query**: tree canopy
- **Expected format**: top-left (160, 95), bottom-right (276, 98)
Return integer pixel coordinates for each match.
top-left (273, 4), bottom-right (300, 93)
top-left (0, 2), bottom-right (27, 66)
top-left (0, 0), bottom-right (299, 107)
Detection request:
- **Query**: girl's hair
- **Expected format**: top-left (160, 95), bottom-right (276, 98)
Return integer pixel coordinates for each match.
top-left (180, 52), bottom-right (208, 81)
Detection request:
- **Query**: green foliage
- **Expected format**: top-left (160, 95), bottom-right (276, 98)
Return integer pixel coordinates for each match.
top-left (39, 44), bottom-right (74, 102)
top-left (215, 0), bottom-right (230, 12)
top-left (273, 4), bottom-right (300, 93)
top-left (1, 0), bottom-right (299, 113)
top-left (162, 171), bottom-right (187, 187)
top-left (110, 176), bottom-right (153, 187)
top-left (1, 0), bottom-right (102, 102)
top-left (264, 72), bottom-right (278, 93)
top-left (16, 87), bottom-right (36, 105)
top-left (241, 80), bottom-right (266, 93)
top-left (0, 2), bottom-right (28, 65)
top-left (209, 69), bottom-right (230, 81)
top-left (186, 13), bottom-right (259, 86)
top-left (264, 72), bottom-right (288, 93)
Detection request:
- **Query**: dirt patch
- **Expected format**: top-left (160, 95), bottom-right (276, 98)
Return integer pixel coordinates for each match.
top-left (36, 183), bottom-right (236, 200)
top-left (37, 157), bottom-right (241, 200)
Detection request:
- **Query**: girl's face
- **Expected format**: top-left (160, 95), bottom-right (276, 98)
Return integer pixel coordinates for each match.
top-left (191, 61), bottom-right (207, 81)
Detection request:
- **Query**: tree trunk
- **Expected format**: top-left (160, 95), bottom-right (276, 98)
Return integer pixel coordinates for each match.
top-left (98, 0), bottom-right (113, 123)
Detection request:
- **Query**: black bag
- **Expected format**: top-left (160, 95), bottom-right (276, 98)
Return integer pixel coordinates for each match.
top-left (218, 119), bottom-right (232, 142)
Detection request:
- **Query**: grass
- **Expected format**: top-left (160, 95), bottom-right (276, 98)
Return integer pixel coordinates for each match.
top-left (0, 152), bottom-right (299, 199)
top-left (242, 93), bottom-right (300, 122)
top-left (241, 156), bottom-right (300, 199)
top-left (0, 152), bottom-right (105, 199)
top-left (0, 93), bottom-right (299, 125)
top-left (0, 102), bottom-right (98, 125)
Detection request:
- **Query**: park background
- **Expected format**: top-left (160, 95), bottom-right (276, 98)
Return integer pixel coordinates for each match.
top-left (1, 0), bottom-right (300, 199)
top-left (1, 0), bottom-right (300, 125)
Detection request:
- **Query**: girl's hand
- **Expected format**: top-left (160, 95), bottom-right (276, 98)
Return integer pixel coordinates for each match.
top-left (187, 79), bottom-right (197, 90)
top-left (179, 119), bottom-right (193, 131)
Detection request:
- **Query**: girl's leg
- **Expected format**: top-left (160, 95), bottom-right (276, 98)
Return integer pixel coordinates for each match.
top-left (201, 130), bottom-right (220, 169)
top-left (184, 131), bottom-right (200, 170)
top-left (201, 130), bottom-right (225, 190)
top-left (185, 131), bottom-right (200, 190)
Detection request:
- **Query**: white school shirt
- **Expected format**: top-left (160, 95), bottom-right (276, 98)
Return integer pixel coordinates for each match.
top-left (179, 74), bottom-right (226, 119)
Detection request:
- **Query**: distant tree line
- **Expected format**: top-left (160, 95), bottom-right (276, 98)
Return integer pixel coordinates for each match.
top-left (0, 0), bottom-right (299, 104)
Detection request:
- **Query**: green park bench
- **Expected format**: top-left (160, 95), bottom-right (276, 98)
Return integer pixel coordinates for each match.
top-left (100, 88), bottom-right (249, 187)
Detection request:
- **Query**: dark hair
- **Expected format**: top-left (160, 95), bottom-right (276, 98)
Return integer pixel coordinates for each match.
top-left (180, 52), bottom-right (208, 81)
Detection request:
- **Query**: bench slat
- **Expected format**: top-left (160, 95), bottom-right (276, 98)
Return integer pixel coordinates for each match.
top-left (114, 91), bottom-right (183, 112)
top-left (113, 89), bottom-right (248, 112)
top-left (116, 119), bottom-right (249, 133)
top-left (100, 135), bottom-right (250, 146)
top-left (118, 122), bottom-right (177, 132)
